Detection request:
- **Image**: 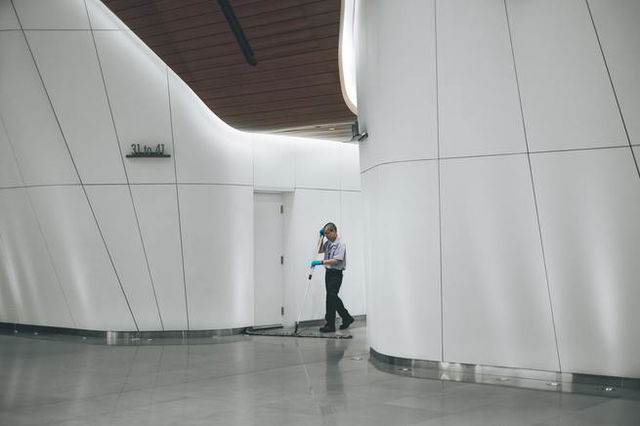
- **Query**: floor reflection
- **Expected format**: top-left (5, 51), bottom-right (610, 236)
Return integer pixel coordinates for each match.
top-left (325, 338), bottom-right (348, 395)
top-left (1, 323), bottom-right (636, 426)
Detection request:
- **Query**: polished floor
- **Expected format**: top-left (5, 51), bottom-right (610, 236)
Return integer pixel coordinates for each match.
top-left (0, 325), bottom-right (638, 426)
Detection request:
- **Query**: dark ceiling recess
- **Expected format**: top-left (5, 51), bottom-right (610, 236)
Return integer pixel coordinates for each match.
top-left (102, 0), bottom-right (356, 141)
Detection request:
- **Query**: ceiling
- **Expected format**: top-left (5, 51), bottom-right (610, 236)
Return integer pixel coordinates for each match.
top-left (102, 0), bottom-right (356, 141)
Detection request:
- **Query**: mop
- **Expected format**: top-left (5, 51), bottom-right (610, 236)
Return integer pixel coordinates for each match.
top-left (244, 232), bottom-right (352, 339)
top-left (293, 256), bottom-right (321, 335)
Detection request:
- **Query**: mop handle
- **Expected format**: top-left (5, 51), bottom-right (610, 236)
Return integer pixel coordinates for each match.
top-left (298, 233), bottom-right (325, 327)
top-left (296, 277), bottom-right (312, 326)
top-left (308, 234), bottom-right (324, 279)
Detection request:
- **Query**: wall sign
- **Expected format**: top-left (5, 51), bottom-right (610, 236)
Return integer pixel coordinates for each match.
top-left (126, 144), bottom-right (171, 158)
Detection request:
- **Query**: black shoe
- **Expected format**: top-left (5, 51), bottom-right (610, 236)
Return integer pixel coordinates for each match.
top-left (319, 326), bottom-right (335, 333)
top-left (339, 317), bottom-right (354, 330)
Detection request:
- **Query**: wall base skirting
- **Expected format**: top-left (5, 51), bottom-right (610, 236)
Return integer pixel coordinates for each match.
top-left (0, 316), bottom-right (366, 345)
top-left (369, 348), bottom-right (640, 398)
top-left (0, 321), bottom-right (246, 345)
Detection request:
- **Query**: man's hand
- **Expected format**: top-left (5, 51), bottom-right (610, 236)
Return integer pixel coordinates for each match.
top-left (311, 260), bottom-right (323, 267)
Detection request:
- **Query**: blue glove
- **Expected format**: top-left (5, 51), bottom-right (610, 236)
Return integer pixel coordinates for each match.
top-left (319, 228), bottom-right (325, 236)
top-left (311, 260), bottom-right (323, 267)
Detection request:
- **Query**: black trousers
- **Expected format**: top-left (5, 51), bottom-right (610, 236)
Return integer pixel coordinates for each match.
top-left (325, 269), bottom-right (351, 328)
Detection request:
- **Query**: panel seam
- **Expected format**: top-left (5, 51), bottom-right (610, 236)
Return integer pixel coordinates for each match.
top-left (434, 0), bottom-right (445, 363)
top-left (503, 0), bottom-right (562, 372)
top-left (584, 0), bottom-right (640, 182)
top-left (84, 0), bottom-right (165, 330)
top-left (0, 113), bottom-right (77, 327)
top-left (167, 68), bottom-right (191, 330)
top-left (359, 144), bottom-right (633, 175)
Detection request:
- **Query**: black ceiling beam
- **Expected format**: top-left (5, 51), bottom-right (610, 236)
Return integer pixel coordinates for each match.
top-left (217, 0), bottom-right (257, 66)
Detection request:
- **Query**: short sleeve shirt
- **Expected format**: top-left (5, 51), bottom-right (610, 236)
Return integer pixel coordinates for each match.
top-left (323, 238), bottom-right (346, 270)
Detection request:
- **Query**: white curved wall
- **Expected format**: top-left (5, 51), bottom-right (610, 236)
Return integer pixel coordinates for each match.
top-left (0, 0), bottom-right (365, 331)
top-left (357, 0), bottom-right (640, 378)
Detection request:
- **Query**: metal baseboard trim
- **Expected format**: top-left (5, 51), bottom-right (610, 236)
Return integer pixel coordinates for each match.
top-left (370, 348), bottom-right (640, 398)
top-left (0, 317), bottom-right (366, 345)
top-left (0, 321), bottom-right (246, 345)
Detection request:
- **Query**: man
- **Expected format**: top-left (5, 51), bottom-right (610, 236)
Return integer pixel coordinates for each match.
top-left (311, 223), bottom-right (354, 333)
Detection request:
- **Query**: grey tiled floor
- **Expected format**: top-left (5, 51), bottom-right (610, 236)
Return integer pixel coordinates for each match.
top-left (0, 326), bottom-right (638, 426)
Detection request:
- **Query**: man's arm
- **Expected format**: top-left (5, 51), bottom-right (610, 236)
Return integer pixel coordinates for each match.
top-left (317, 229), bottom-right (326, 253)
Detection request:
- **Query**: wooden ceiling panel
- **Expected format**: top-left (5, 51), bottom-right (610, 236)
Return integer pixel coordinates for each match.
top-left (188, 61), bottom-right (339, 92)
top-left (102, 0), bottom-right (355, 140)
top-left (185, 48), bottom-right (338, 80)
top-left (222, 93), bottom-right (344, 116)
top-left (200, 83), bottom-right (342, 108)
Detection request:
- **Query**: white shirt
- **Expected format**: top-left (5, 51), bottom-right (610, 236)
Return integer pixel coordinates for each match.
top-left (323, 238), bottom-right (346, 270)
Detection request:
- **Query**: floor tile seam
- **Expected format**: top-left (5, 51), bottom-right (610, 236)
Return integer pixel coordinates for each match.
top-left (384, 399), bottom-right (488, 416)
top-left (41, 405), bottom-right (193, 426)
top-left (431, 399), bottom-right (558, 419)
top-left (32, 358), bottom-right (342, 402)
top-left (0, 362), bottom-right (336, 412)
top-left (337, 401), bottom-right (447, 418)
top-left (1, 390), bottom-right (190, 412)
top-left (62, 395), bottom-right (192, 419)
top-left (491, 398), bottom-right (606, 412)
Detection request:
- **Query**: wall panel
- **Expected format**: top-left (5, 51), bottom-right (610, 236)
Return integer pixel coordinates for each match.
top-left (295, 140), bottom-right (341, 190)
top-left (358, 0), bottom-right (437, 170)
top-left (0, 0), bottom-right (19, 29)
top-left (86, 0), bottom-right (130, 31)
top-left (531, 148), bottom-right (640, 377)
top-left (0, 232), bottom-right (21, 323)
top-left (360, 169), bottom-right (378, 345)
top-left (370, 161), bottom-right (441, 361)
top-left (12, 0), bottom-right (90, 30)
top-left (338, 191), bottom-right (366, 316)
top-left (0, 188), bottom-right (74, 327)
top-left (589, 0), bottom-right (640, 145)
top-left (339, 144), bottom-right (361, 191)
top-left (26, 30), bottom-right (126, 184)
top-left (0, 118), bottom-right (22, 189)
top-left (438, 0), bottom-right (525, 157)
top-left (130, 185), bottom-right (188, 330)
top-left (253, 134), bottom-right (296, 191)
top-left (27, 185), bottom-right (135, 331)
top-left (441, 155), bottom-right (558, 370)
top-left (506, 0), bottom-right (625, 151)
top-left (169, 73), bottom-right (253, 185)
top-left (94, 32), bottom-right (175, 184)
top-left (179, 185), bottom-right (254, 329)
top-left (0, 31), bottom-right (78, 186)
top-left (85, 185), bottom-right (162, 331)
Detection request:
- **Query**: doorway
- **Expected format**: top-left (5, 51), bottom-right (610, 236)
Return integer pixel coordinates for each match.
top-left (253, 192), bottom-right (284, 327)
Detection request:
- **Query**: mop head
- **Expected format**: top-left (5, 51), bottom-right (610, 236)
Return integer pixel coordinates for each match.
top-left (244, 326), bottom-right (352, 339)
